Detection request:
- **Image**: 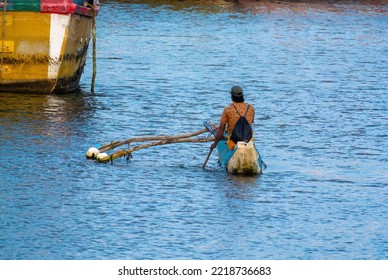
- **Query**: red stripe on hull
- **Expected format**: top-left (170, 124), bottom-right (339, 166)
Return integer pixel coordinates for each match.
top-left (40, 0), bottom-right (99, 17)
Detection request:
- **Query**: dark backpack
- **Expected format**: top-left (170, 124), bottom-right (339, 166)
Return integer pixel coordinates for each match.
top-left (230, 104), bottom-right (252, 144)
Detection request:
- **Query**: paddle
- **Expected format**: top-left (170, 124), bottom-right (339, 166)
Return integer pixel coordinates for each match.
top-left (202, 148), bottom-right (213, 170)
top-left (202, 121), bottom-right (221, 170)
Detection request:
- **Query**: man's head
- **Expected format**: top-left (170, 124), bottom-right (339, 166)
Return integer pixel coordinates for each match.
top-left (230, 86), bottom-right (244, 102)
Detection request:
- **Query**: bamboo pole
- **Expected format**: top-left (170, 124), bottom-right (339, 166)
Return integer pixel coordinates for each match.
top-left (97, 136), bottom-right (214, 163)
top-left (86, 2), bottom-right (97, 92)
top-left (98, 128), bottom-right (209, 152)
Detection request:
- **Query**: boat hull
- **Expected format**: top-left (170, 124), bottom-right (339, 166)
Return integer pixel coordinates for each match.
top-left (0, 1), bottom-right (98, 93)
top-left (217, 140), bottom-right (263, 175)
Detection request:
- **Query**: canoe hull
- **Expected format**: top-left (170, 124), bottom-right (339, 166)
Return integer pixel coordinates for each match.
top-left (217, 140), bottom-right (263, 175)
top-left (0, 1), bottom-right (99, 93)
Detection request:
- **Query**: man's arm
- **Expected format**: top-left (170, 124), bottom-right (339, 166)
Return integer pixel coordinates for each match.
top-left (210, 123), bottom-right (226, 150)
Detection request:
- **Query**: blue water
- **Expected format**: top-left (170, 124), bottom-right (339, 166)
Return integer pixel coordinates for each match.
top-left (0, 1), bottom-right (387, 259)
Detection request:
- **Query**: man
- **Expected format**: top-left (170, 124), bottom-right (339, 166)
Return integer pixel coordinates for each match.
top-left (210, 85), bottom-right (255, 151)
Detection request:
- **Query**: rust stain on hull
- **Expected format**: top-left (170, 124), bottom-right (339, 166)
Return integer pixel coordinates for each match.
top-left (0, 73), bottom-right (82, 93)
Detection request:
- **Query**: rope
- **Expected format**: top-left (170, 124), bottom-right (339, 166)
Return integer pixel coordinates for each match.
top-left (87, 1), bottom-right (97, 92)
top-left (0, 0), bottom-right (7, 74)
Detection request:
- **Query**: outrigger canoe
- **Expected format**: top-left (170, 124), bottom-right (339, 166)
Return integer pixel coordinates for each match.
top-left (204, 122), bottom-right (266, 175)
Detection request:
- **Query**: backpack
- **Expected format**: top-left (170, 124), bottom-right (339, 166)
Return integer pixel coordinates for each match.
top-left (230, 104), bottom-right (252, 144)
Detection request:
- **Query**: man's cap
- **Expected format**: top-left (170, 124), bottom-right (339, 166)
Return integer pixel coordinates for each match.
top-left (230, 86), bottom-right (243, 97)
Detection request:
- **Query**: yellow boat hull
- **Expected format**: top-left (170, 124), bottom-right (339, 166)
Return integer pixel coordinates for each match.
top-left (0, 11), bottom-right (93, 93)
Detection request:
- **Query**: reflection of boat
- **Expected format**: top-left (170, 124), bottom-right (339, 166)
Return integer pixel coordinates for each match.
top-left (204, 122), bottom-right (266, 175)
top-left (0, 0), bottom-right (100, 93)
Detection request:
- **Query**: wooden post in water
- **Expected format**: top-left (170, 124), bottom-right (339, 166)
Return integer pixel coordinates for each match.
top-left (89, 2), bottom-right (97, 92)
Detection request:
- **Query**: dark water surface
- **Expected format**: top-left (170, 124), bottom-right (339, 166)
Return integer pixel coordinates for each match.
top-left (1, 1), bottom-right (387, 259)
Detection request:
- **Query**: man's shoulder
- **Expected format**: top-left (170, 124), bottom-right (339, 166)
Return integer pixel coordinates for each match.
top-left (243, 102), bottom-right (255, 111)
top-left (224, 103), bottom-right (237, 113)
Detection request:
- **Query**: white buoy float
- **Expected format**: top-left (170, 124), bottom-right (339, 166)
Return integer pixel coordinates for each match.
top-left (86, 147), bottom-right (100, 159)
top-left (96, 152), bottom-right (109, 161)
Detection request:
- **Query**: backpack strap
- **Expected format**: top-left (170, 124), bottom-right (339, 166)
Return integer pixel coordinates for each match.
top-left (232, 104), bottom-right (250, 117)
top-left (243, 104), bottom-right (250, 117)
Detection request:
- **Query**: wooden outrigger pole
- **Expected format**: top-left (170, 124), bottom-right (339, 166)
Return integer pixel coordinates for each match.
top-left (86, 128), bottom-right (214, 164)
top-left (97, 136), bottom-right (214, 163)
top-left (98, 128), bottom-right (209, 153)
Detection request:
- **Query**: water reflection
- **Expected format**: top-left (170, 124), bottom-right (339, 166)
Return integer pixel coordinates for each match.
top-left (217, 172), bottom-right (260, 200)
top-left (0, 89), bottom-right (97, 138)
top-left (104, 0), bottom-right (388, 13)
